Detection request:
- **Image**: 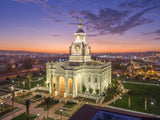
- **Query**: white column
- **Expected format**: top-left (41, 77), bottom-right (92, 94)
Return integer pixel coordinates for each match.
top-left (49, 74), bottom-right (52, 93)
top-left (64, 77), bottom-right (68, 97)
top-left (73, 77), bottom-right (77, 98)
top-left (54, 77), bottom-right (58, 96)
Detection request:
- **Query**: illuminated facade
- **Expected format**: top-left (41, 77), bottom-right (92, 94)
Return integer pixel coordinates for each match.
top-left (46, 19), bottom-right (112, 98)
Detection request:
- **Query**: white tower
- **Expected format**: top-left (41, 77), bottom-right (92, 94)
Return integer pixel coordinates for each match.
top-left (69, 18), bottom-right (91, 62)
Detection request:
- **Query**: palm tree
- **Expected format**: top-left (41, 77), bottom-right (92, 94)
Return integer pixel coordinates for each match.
top-left (44, 97), bottom-right (53, 120)
top-left (25, 99), bottom-right (31, 120)
top-left (28, 73), bottom-right (32, 89)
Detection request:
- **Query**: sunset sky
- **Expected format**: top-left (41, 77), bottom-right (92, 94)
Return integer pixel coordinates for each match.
top-left (0, 0), bottom-right (160, 53)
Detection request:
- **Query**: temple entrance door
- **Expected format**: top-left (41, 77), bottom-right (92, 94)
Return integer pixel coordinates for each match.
top-left (68, 78), bottom-right (73, 94)
top-left (59, 76), bottom-right (65, 96)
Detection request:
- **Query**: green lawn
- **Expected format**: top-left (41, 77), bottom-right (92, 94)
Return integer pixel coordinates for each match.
top-left (35, 89), bottom-right (49, 94)
top-left (0, 104), bottom-right (17, 117)
top-left (36, 100), bottom-right (59, 111)
top-left (17, 78), bottom-right (45, 90)
top-left (63, 101), bottom-right (77, 108)
top-left (11, 112), bottom-right (36, 120)
top-left (109, 83), bottom-right (160, 115)
top-left (14, 92), bottom-right (32, 104)
top-left (75, 96), bottom-right (96, 103)
top-left (30, 95), bottom-right (42, 101)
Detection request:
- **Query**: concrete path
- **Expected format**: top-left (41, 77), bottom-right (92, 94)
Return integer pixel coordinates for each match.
top-left (123, 81), bottom-right (160, 86)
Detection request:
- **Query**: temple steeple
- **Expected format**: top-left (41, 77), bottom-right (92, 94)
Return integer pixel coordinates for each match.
top-left (69, 18), bottom-right (91, 63)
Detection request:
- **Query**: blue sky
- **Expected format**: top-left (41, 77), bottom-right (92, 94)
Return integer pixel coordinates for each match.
top-left (0, 0), bottom-right (160, 53)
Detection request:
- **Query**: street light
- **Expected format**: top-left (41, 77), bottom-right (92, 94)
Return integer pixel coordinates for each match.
top-left (1, 102), bottom-right (3, 112)
top-left (60, 108), bottom-right (63, 120)
top-left (151, 102), bottom-right (154, 105)
top-left (37, 113), bottom-right (40, 120)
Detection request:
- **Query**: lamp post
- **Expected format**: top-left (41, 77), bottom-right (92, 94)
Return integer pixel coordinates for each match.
top-left (23, 81), bottom-right (25, 88)
top-left (60, 108), bottom-right (63, 120)
top-left (151, 102), bottom-right (154, 105)
top-left (1, 102), bottom-right (3, 112)
top-left (119, 96), bottom-right (122, 100)
top-left (37, 113), bottom-right (40, 120)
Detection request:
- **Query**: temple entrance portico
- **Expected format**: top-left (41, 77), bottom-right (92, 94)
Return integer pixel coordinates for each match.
top-left (48, 74), bottom-right (80, 98)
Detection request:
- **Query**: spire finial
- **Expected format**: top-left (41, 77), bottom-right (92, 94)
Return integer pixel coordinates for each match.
top-left (79, 17), bottom-right (81, 24)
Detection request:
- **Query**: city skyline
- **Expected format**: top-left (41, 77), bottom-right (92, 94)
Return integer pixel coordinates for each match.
top-left (0, 0), bottom-right (160, 53)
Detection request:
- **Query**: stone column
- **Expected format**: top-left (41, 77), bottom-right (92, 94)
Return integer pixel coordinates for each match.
top-left (79, 78), bottom-right (82, 93)
top-left (56, 76), bottom-right (59, 95)
top-left (64, 76), bottom-right (69, 97)
top-left (73, 77), bottom-right (77, 98)
top-left (54, 77), bottom-right (58, 96)
top-left (49, 74), bottom-right (52, 94)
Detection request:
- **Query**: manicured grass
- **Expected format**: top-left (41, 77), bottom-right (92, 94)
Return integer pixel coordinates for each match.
top-left (30, 95), bottom-right (42, 101)
top-left (75, 96), bottom-right (96, 103)
top-left (35, 89), bottom-right (49, 94)
top-left (17, 78), bottom-right (45, 90)
top-left (14, 92), bottom-right (32, 104)
top-left (109, 83), bottom-right (160, 115)
top-left (0, 104), bottom-right (17, 117)
top-left (11, 112), bottom-right (36, 120)
top-left (63, 101), bottom-right (77, 108)
top-left (36, 100), bottom-right (59, 111)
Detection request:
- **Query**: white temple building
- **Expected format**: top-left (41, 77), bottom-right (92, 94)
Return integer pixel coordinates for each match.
top-left (46, 19), bottom-right (112, 98)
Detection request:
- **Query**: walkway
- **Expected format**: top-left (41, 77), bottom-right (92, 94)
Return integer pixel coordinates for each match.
top-left (123, 81), bottom-right (160, 86)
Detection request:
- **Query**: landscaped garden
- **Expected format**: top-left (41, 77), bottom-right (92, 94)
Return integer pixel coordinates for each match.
top-left (63, 101), bottom-right (77, 109)
top-left (0, 103), bottom-right (17, 117)
top-left (14, 92), bottom-right (32, 104)
top-left (16, 77), bottom-right (46, 90)
top-left (35, 89), bottom-right (49, 94)
top-left (36, 98), bottom-right (59, 111)
top-left (30, 95), bottom-right (42, 102)
top-left (74, 96), bottom-right (96, 103)
top-left (109, 83), bottom-right (160, 115)
top-left (11, 112), bottom-right (36, 120)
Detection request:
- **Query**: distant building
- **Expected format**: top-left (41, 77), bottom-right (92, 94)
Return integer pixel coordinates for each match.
top-left (46, 19), bottom-right (112, 97)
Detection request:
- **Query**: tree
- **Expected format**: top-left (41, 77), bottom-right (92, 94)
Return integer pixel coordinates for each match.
top-left (28, 74), bottom-right (32, 89)
top-left (44, 97), bottom-right (54, 120)
top-left (25, 99), bottom-right (31, 120)
top-left (16, 75), bottom-right (20, 87)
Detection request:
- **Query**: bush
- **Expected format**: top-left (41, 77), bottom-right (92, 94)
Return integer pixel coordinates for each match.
top-left (89, 88), bottom-right (93, 94)
top-left (82, 85), bottom-right (86, 93)
top-left (96, 89), bottom-right (99, 95)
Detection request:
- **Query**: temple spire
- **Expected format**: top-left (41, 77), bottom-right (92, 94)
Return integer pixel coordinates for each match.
top-left (79, 17), bottom-right (81, 24)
